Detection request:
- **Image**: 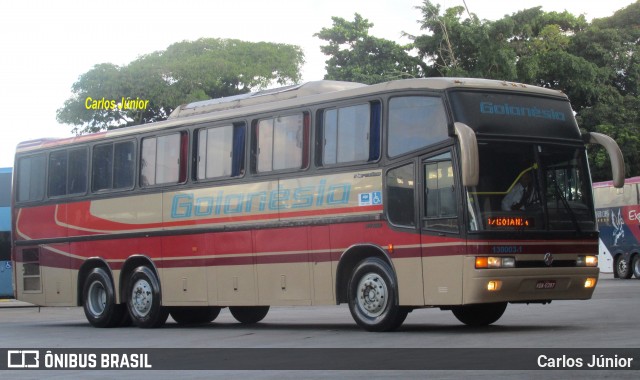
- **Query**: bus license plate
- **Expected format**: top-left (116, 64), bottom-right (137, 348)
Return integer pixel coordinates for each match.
top-left (536, 280), bottom-right (556, 290)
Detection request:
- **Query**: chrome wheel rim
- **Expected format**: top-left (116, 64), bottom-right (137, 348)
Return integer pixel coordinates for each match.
top-left (131, 278), bottom-right (153, 318)
top-left (618, 259), bottom-right (628, 275)
top-left (356, 273), bottom-right (388, 318)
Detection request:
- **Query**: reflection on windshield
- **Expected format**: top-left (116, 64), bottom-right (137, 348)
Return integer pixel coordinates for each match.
top-left (466, 142), bottom-right (595, 232)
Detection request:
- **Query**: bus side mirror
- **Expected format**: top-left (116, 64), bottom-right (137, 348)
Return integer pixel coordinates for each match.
top-left (454, 122), bottom-right (479, 187)
top-left (583, 132), bottom-right (625, 188)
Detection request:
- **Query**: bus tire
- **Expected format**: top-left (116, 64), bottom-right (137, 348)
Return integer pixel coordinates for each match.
top-left (632, 255), bottom-right (640, 279)
top-left (126, 266), bottom-right (169, 328)
top-left (451, 302), bottom-right (507, 326)
top-left (82, 267), bottom-right (128, 328)
top-left (229, 306), bottom-right (270, 324)
top-left (347, 257), bottom-right (407, 332)
top-left (170, 307), bottom-right (222, 325)
top-left (615, 255), bottom-right (632, 279)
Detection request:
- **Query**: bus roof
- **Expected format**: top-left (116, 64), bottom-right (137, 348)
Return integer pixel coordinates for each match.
top-left (16, 78), bottom-right (567, 154)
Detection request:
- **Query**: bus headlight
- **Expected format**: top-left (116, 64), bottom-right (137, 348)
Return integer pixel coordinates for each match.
top-left (577, 255), bottom-right (598, 267)
top-left (475, 257), bottom-right (516, 269)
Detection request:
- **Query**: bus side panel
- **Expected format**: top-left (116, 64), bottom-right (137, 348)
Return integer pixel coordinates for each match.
top-left (254, 227), bottom-right (311, 305)
top-left (309, 225), bottom-right (334, 304)
top-left (211, 230), bottom-right (256, 306)
top-left (421, 239), bottom-right (465, 306)
top-left (160, 233), bottom-right (208, 306)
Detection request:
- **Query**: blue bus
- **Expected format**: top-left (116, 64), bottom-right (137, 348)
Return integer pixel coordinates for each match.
top-left (593, 176), bottom-right (640, 279)
top-left (0, 167), bottom-right (12, 297)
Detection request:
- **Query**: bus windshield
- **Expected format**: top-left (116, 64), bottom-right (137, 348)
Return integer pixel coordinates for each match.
top-left (466, 142), bottom-right (595, 232)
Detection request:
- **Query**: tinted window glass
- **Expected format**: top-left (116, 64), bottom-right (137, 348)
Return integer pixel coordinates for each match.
top-left (113, 141), bottom-right (134, 189)
top-left (68, 148), bottom-right (88, 194)
top-left (141, 133), bottom-right (183, 186)
top-left (388, 97), bottom-right (447, 157)
top-left (92, 144), bottom-right (113, 192)
top-left (323, 104), bottom-right (370, 165)
top-left (386, 163), bottom-right (415, 227)
top-left (17, 154), bottom-right (45, 202)
top-left (48, 150), bottom-right (68, 197)
top-left (424, 152), bottom-right (458, 232)
top-left (197, 124), bottom-right (245, 180)
top-left (255, 113), bottom-right (307, 173)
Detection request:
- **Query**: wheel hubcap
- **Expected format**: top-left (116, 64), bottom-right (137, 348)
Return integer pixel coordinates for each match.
top-left (131, 279), bottom-right (153, 318)
top-left (357, 273), bottom-right (388, 318)
top-left (87, 281), bottom-right (106, 316)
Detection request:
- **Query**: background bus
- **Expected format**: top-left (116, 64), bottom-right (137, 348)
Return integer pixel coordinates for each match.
top-left (593, 176), bottom-right (640, 279)
top-left (11, 78), bottom-right (624, 331)
top-left (0, 167), bottom-right (12, 297)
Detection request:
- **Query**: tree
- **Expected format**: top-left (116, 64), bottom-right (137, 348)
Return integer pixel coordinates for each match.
top-left (57, 38), bottom-right (304, 134)
top-left (315, 13), bottom-right (424, 84)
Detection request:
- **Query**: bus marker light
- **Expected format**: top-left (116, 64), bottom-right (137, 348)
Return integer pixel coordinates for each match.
top-left (584, 278), bottom-right (597, 288)
top-left (475, 257), bottom-right (515, 269)
top-left (487, 280), bottom-right (502, 291)
top-left (387, 244), bottom-right (394, 254)
top-left (476, 257), bottom-right (488, 268)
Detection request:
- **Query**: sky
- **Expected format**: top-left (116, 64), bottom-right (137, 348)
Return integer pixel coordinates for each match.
top-left (0, 0), bottom-right (636, 168)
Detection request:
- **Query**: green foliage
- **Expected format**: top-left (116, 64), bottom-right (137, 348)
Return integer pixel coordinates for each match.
top-left (57, 38), bottom-right (304, 134)
top-left (315, 14), bottom-right (424, 84)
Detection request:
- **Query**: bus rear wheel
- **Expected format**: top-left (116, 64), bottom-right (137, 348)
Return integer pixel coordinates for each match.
top-left (126, 266), bottom-right (169, 328)
top-left (615, 256), bottom-right (632, 279)
top-left (348, 257), bottom-right (408, 332)
top-left (170, 307), bottom-right (222, 325)
top-left (632, 255), bottom-right (640, 279)
top-left (82, 267), bottom-right (129, 328)
top-left (451, 302), bottom-right (507, 326)
top-left (229, 306), bottom-right (270, 324)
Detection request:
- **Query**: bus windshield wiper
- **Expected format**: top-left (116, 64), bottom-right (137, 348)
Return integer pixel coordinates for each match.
top-left (552, 179), bottom-right (581, 234)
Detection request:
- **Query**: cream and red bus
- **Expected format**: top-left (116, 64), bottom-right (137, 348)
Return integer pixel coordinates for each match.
top-left (12, 78), bottom-right (625, 331)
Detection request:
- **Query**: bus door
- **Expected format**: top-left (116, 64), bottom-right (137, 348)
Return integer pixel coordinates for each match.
top-left (420, 150), bottom-right (465, 305)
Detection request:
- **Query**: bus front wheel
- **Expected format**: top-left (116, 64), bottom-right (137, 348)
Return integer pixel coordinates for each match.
top-left (229, 306), bottom-right (270, 324)
top-left (451, 302), bottom-right (507, 326)
top-left (126, 266), bottom-right (169, 328)
top-left (348, 257), bottom-right (408, 332)
top-left (82, 267), bottom-right (129, 328)
top-left (615, 256), bottom-right (632, 279)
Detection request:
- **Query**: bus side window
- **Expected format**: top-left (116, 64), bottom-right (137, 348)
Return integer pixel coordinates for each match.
top-left (48, 150), bottom-right (68, 197)
top-left (388, 96), bottom-right (447, 158)
top-left (320, 102), bottom-right (380, 166)
top-left (424, 152), bottom-right (458, 233)
top-left (253, 112), bottom-right (309, 173)
top-left (17, 154), bottom-right (46, 203)
top-left (386, 163), bottom-right (416, 227)
top-left (141, 132), bottom-right (186, 186)
top-left (68, 148), bottom-right (88, 195)
top-left (197, 123), bottom-right (245, 180)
